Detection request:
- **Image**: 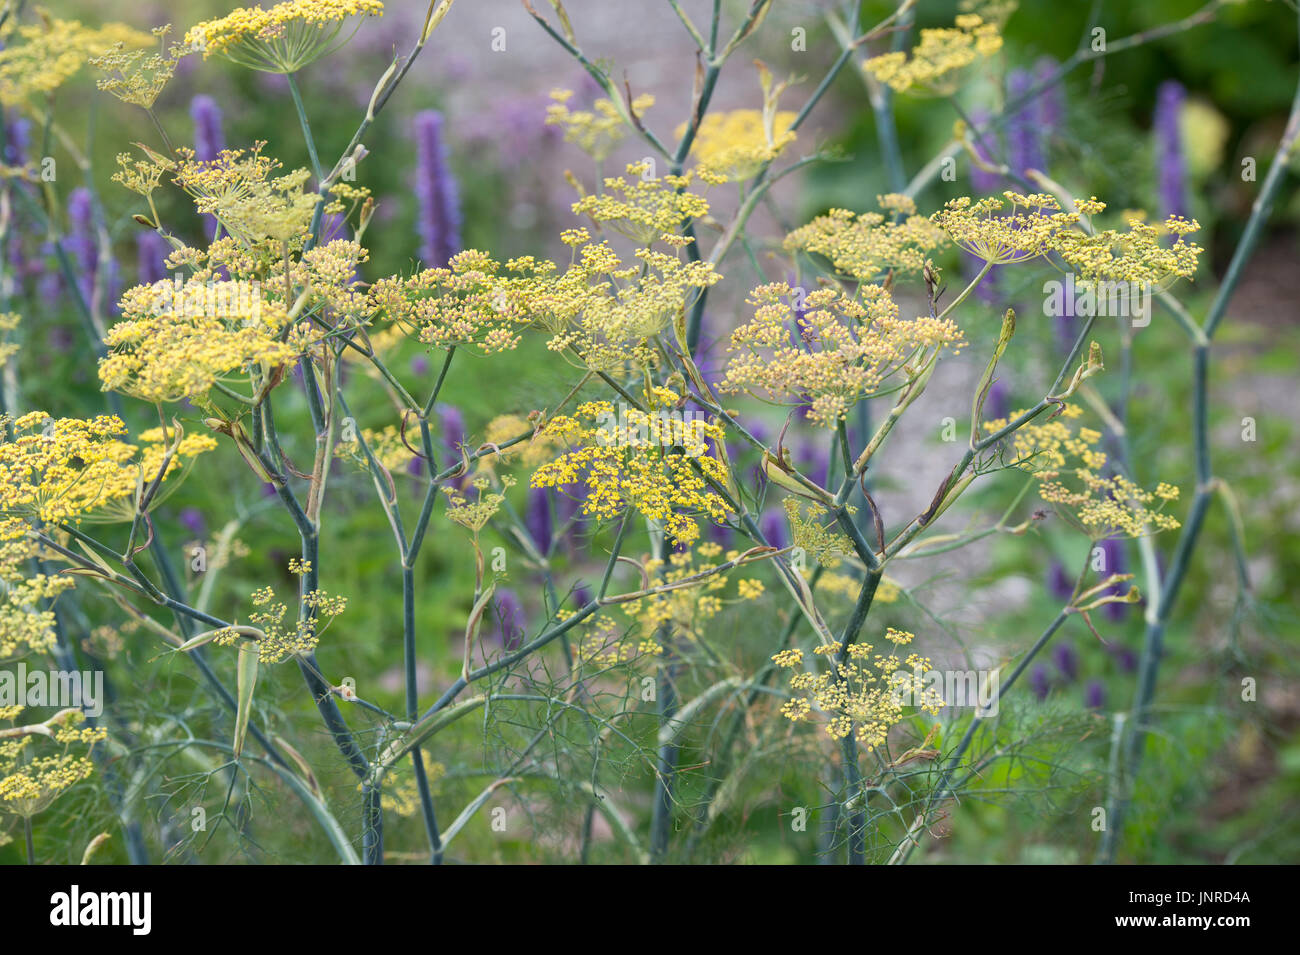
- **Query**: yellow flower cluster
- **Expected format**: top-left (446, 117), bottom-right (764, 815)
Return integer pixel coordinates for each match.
top-left (933, 192), bottom-right (1082, 266)
top-left (784, 498), bottom-right (849, 565)
top-left (218, 577), bottom-right (347, 664)
top-left (0, 413), bottom-right (216, 525)
top-left (92, 26), bottom-right (185, 109)
top-left (984, 404), bottom-right (1181, 538)
top-left (0, 711), bottom-right (106, 819)
top-left (545, 242), bottom-right (720, 371)
top-left (100, 278), bottom-right (297, 403)
top-left (185, 0), bottom-right (385, 73)
top-left (481, 415), bottom-right (558, 468)
top-left (985, 404), bottom-right (1105, 473)
top-left (721, 282), bottom-right (963, 426)
top-left (370, 251), bottom-right (546, 354)
top-left (171, 144), bottom-right (317, 244)
top-left (812, 569), bottom-right (901, 604)
top-left (531, 396), bottom-right (731, 544)
top-left (546, 90), bottom-right (655, 162)
top-left (934, 193), bottom-right (1204, 284)
top-left (863, 13), bottom-right (1002, 95)
top-left (335, 425), bottom-right (416, 473)
top-left (783, 194), bottom-right (947, 280)
top-left (443, 477), bottom-right (515, 535)
top-left (619, 541), bottom-right (763, 646)
top-left (681, 109), bottom-right (797, 182)
top-left (773, 629), bottom-right (942, 750)
top-left (571, 162), bottom-right (712, 245)
top-left (1054, 212), bottom-right (1202, 288)
top-left (0, 18), bottom-right (152, 106)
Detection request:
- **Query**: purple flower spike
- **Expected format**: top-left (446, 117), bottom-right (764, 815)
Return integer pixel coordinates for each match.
top-left (1006, 69), bottom-right (1045, 177)
top-left (966, 107), bottom-right (1002, 194)
top-left (985, 377), bottom-right (1010, 422)
top-left (1110, 645), bottom-right (1138, 674)
top-left (1097, 536), bottom-right (1128, 621)
top-left (526, 486), bottom-right (553, 553)
top-left (410, 353), bottom-right (432, 376)
top-left (1052, 642), bottom-right (1079, 683)
top-left (491, 588), bottom-right (526, 650)
top-left (1047, 560), bottom-right (1074, 602)
top-left (412, 110), bottom-right (462, 268)
top-left (1154, 81), bottom-right (1188, 221)
top-left (759, 507), bottom-right (790, 549)
top-left (136, 231), bottom-right (170, 287)
top-left (1029, 663), bottom-right (1051, 701)
top-left (1034, 57), bottom-right (1065, 151)
top-left (178, 507), bottom-right (205, 537)
top-left (436, 403), bottom-right (465, 456)
top-left (190, 95), bottom-right (225, 162)
top-left (1084, 680), bottom-right (1106, 709)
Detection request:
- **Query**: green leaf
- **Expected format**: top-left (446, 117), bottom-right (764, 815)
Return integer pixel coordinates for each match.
top-left (233, 641), bottom-right (259, 758)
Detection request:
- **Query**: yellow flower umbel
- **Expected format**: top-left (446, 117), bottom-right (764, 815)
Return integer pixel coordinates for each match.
top-left (721, 282), bottom-right (963, 427)
top-left (171, 144), bottom-right (317, 245)
top-left (546, 89), bottom-right (655, 162)
top-left (216, 566), bottom-right (347, 664)
top-left (0, 413), bottom-right (216, 526)
top-left (572, 161), bottom-right (712, 246)
top-left (92, 25), bottom-right (186, 109)
top-left (784, 194), bottom-right (948, 281)
top-left (934, 193), bottom-right (1204, 283)
top-left (682, 109), bottom-right (796, 182)
top-left (99, 279), bottom-right (297, 403)
top-left (0, 18), bottom-right (152, 106)
top-left (772, 629), bottom-right (942, 751)
top-left (984, 404), bottom-right (1181, 539)
top-left (615, 541), bottom-right (764, 656)
top-left (0, 711), bottom-right (107, 820)
top-left (863, 13), bottom-right (1003, 96)
top-left (185, 0), bottom-right (385, 73)
top-left (932, 192), bottom-right (1079, 266)
top-left (369, 250), bottom-right (546, 355)
top-left (531, 391), bottom-right (731, 544)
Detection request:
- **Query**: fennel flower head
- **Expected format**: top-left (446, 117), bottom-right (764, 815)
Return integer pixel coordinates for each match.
top-left (185, 0), bottom-right (385, 73)
top-left (681, 109), bottom-right (797, 183)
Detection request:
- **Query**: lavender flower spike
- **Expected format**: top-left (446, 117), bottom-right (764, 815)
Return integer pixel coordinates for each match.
top-left (413, 110), bottom-right (462, 268)
top-left (1154, 81), bottom-right (1189, 221)
top-left (190, 95), bottom-right (225, 162)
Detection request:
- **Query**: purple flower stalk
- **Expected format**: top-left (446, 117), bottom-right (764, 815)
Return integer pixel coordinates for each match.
top-left (966, 107), bottom-right (1002, 194)
top-left (1006, 69), bottom-right (1045, 177)
top-left (1154, 81), bottom-right (1188, 221)
top-left (1047, 560), bottom-right (1074, 602)
top-left (1052, 642), bottom-right (1079, 683)
top-left (1034, 57), bottom-right (1065, 157)
top-left (491, 588), bottom-right (526, 650)
top-left (1097, 535), bottom-right (1128, 621)
top-left (759, 507), bottom-right (789, 549)
top-left (413, 110), bottom-right (462, 268)
top-left (136, 231), bottom-right (170, 287)
top-left (1029, 663), bottom-right (1051, 701)
top-left (526, 486), bottom-right (553, 553)
top-left (1084, 680), bottom-right (1106, 709)
top-left (190, 95), bottom-right (225, 162)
